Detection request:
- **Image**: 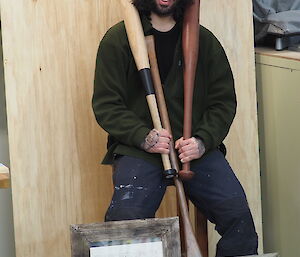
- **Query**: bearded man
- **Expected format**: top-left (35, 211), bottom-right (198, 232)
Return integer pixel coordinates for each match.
top-left (92, 0), bottom-right (258, 256)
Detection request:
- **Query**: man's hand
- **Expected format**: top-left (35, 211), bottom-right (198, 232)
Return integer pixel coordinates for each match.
top-left (141, 129), bottom-right (172, 154)
top-left (175, 137), bottom-right (205, 163)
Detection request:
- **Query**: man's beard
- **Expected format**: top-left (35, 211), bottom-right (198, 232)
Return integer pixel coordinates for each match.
top-left (150, 0), bottom-right (179, 16)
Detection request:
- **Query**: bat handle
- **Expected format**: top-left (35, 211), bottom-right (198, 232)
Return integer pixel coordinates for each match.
top-left (146, 94), bottom-right (177, 179)
top-left (179, 78), bottom-right (195, 180)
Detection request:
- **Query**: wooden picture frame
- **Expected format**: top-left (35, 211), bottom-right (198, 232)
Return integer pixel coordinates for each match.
top-left (70, 217), bottom-right (181, 257)
top-left (247, 254), bottom-right (279, 257)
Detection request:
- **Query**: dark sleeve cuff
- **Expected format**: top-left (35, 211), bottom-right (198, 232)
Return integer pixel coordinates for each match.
top-left (194, 129), bottom-right (213, 152)
top-left (132, 127), bottom-right (151, 149)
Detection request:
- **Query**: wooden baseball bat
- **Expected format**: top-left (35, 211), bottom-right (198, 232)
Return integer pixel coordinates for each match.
top-left (146, 35), bottom-right (203, 257)
top-left (121, 0), bottom-right (176, 180)
top-left (178, 0), bottom-right (201, 180)
top-left (180, 2), bottom-right (209, 257)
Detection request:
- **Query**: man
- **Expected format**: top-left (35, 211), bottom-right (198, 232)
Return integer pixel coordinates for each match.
top-left (92, 0), bottom-right (258, 256)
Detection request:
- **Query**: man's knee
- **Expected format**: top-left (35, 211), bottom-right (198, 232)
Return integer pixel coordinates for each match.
top-left (212, 196), bottom-right (254, 232)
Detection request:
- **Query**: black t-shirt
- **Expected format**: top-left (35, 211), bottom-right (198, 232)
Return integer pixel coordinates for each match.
top-left (152, 23), bottom-right (180, 84)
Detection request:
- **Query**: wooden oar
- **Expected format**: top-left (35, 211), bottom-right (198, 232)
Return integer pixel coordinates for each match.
top-left (146, 35), bottom-right (203, 257)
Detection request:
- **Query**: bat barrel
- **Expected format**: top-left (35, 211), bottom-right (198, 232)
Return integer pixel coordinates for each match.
top-left (179, 0), bottom-right (201, 180)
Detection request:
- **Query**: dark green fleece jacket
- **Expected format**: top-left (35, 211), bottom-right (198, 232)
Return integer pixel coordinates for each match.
top-left (92, 15), bottom-right (236, 167)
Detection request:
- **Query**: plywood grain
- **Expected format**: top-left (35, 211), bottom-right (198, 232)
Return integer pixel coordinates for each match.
top-left (201, 0), bottom-right (263, 255)
top-left (1, 1), bottom-right (176, 257)
top-left (1, 0), bottom-right (261, 256)
top-left (1, 1), bottom-right (117, 257)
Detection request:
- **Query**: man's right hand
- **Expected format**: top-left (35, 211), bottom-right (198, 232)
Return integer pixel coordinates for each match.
top-left (141, 129), bottom-right (171, 154)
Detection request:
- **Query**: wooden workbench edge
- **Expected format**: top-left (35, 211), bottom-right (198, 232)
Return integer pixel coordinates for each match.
top-left (0, 164), bottom-right (10, 188)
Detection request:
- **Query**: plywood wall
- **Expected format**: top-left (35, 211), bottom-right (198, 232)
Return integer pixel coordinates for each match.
top-left (0, 0), bottom-right (262, 257)
top-left (200, 0), bottom-right (263, 255)
top-left (1, 1), bottom-right (121, 257)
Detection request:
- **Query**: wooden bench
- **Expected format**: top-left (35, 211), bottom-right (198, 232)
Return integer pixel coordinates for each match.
top-left (0, 163), bottom-right (10, 188)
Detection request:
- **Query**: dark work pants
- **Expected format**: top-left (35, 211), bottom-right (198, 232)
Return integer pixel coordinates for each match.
top-left (105, 150), bottom-right (258, 257)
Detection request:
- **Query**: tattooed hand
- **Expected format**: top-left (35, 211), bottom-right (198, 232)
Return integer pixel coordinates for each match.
top-left (141, 129), bottom-right (171, 154)
top-left (175, 137), bottom-right (205, 163)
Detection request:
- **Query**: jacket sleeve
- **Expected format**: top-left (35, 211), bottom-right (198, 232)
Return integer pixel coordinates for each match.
top-left (92, 29), bottom-right (150, 148)
top-left (194, 37), bottom-right (237, 151)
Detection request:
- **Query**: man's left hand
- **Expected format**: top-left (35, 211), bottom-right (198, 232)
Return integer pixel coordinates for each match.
top-left (175, 137), bottom-right (205, 163)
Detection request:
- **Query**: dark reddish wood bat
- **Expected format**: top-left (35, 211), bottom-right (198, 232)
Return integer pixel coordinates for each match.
top-left (179, 0), bottom-right (201, 180)
top-left (180, 2), bottom-right (209, 257)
